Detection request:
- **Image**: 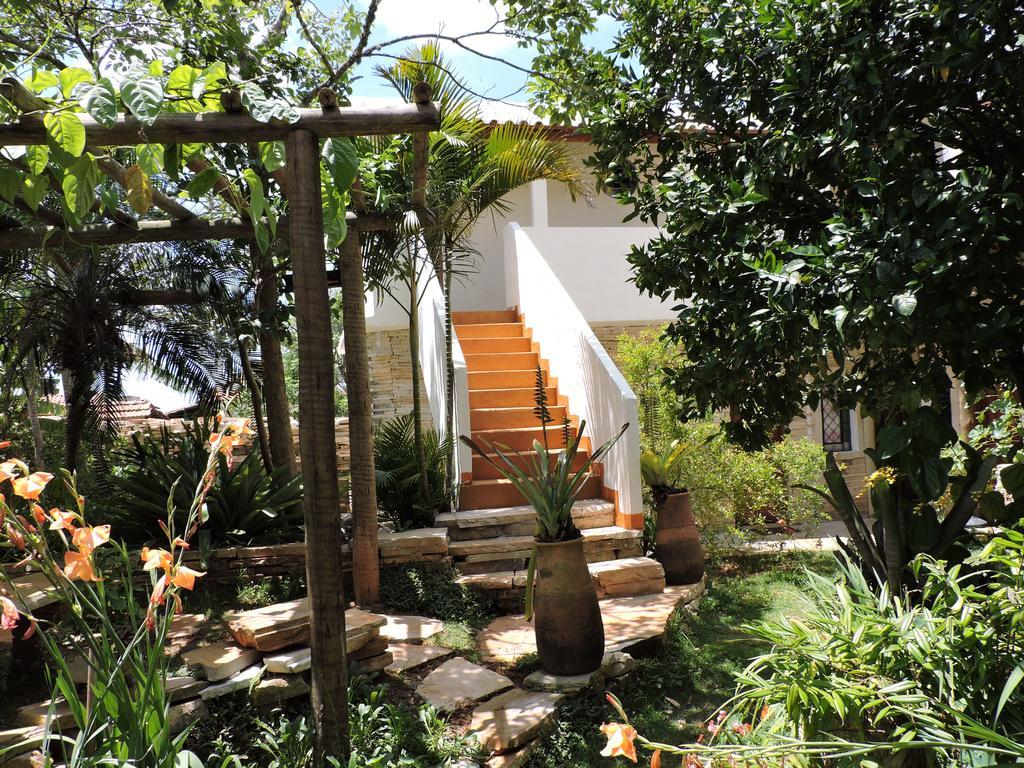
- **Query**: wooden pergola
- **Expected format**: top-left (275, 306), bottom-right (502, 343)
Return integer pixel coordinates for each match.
top-left (0, 78), bottom-right (439, 757)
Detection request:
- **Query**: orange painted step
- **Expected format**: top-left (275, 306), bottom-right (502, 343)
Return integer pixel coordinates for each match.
top-left (470, 424), bottom-right (572, 452)
top-left (459, 474), bottom-right (602, 510)
top-left (470, 405), bottom-right (568, 431)
top-left (471, 449), bottom-right (592, 480)
top-left (455, 322), bottom-right (524, 339)
top-left (453, 310), bottom-right (517, 325)
top-left (468, 370), bottom-right (547, 390)
top-left (469, 387), bottom-right (558, 409)
top-left (459, 337), bottom-right (533, 354)
top-left (465, 352), bottom-right (539, 372)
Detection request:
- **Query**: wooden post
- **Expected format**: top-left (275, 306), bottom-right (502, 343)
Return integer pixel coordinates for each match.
top-left (286, 128), bottom-right (349, 761)
top-left (340, 229), bottom-right (380, 605)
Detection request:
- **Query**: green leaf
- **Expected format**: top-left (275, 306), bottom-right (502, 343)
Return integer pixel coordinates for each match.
top-left (78, 78), bottom-right (118, 127)
top-left (125, 164), bottom-right (153, 213)
top-left (0, 166), bottom-right (20, 203)
top-left (243, 168), bottom-right (265, 221)
top-left (22, 174), bottom-right (48, 210)
top-left (26, 70), bottom-right (58, 93)
top-left (163, 144), bottom-right (182, 181)
top-left (185, 167), bottom-right (222, 199)
top-left (239, 83), bottom-right (300, 124)
top-left (61, 155), bottom-right (99, 217)
top-left (994, 665), bottom-right (1023, 724)
top-left (43, 111), bottom-right (86, 157)
top-left (136, 144), bottom-right (164, 176)
top-left (893, 292), bottom-right (918, 317)
top-left (25, 145), bottom-right (49, 175)
top-left (58, 67), bottom-right (93, 98)
top-left (167, 65), bottom-right (201, 96)
top-left (121, 77), bottom-right (165, 125)
top-left (259, 141), bottom-right (286, 173)
top-left (877, 425), bottom-right (912, 459)
top-left (323, 138), bottom-right (358, 190)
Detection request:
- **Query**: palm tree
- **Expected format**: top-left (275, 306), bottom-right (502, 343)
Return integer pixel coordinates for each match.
top-left (0, 243), bottom-right (240, 470)
top-left (363, 43), bottom-right (587, 490)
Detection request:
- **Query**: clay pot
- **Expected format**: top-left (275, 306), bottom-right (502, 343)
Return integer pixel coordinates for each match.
top-left (655, 491), bottom-right (706, 585)
top-left (532, 537), bottom-right (605, 675)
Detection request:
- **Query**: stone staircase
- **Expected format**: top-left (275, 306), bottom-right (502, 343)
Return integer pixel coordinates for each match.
top-left (443, 309), bottom-right (664, 611)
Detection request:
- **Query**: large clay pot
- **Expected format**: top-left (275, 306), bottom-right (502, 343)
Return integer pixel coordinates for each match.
top-left (532, 537), bottom-right (605, 675)
top-left (655, 491), bottom-right (706, 585)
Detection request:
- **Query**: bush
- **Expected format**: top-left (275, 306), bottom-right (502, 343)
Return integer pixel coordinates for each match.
top-left (374, 414), bottom-right (454, 529)
top-left (111, 419), bottom-right (303, 547)
top-left (378, 564), bottom-right (489, 623)
top-left (617, 327), bottom-right (682, 450)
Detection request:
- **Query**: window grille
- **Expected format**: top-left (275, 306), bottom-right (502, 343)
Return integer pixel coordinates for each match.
top-left (821, 401), bottom-right (853, 452)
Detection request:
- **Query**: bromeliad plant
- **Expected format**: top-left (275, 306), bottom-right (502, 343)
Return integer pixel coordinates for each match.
top-left (0, 418), bottom-right (252, 767)
top-left (640, 441), bottom-right (686, 508)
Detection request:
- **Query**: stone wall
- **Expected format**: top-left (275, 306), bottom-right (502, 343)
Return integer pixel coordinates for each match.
top-left (367, 329), bottom-right (433, 426)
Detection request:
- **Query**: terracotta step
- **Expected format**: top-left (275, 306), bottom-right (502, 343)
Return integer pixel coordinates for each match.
top-left (458, 474), bottom-right (601, 511)
top-left (437, 499), bottom-right (614, 541)
top-left (471, 448), bottom-right (591, 480)
top-left (465, 352), bottom-right (540, 372)
top-left (468, 370), bottom-right (548, 390)
top-left (459, 337), bottom-right (533, 354)
top-left (470, 405), bottom-right (567, 431)
top-left (453, 310), bottom-right (517, 324)
top-left (470, 424), bottom-right (572, 452)
top-left (450, 526), bottom-right (644, 574)
top-left (469, 387), bottom-right (558, 409)
top-left (457, 556), bottom-right (666, 611)
top-left (455, 322), bottom-right (524, 339)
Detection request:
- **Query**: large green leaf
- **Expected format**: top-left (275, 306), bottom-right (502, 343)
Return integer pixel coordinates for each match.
top-left (259, 141), bottom-right (286, 173)
top-left (22, 174), bottom-right (48, 210)
top-left (61, 155), bottom-right (100, 218)
top-left (58, 67), bottom-right (93, 98)
top-left (239, 83), bottom-right (299, 124)
top-left (185, 167), bottom-right (222, 199)
top-left (121, 77), bottom-right (165, 125)
top-left (0, 166), bottom-right (19, 203)
top-left (25, 144), bottom-right (49, 175)
top-left (43, 111), bottom-right (86, 157)
top-left (323, 138), bottom-right (358, 190)
top-left (136, 144), bottom-right (163, 176)
top-left (78, 78), bottom-right (119, 127)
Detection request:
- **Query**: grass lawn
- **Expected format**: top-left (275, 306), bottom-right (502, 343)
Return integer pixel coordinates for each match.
top-left (526, 550), bottom-right (840, 768)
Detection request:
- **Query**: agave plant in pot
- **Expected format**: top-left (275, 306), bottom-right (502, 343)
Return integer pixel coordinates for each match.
top-left (641, 442), bottom-right (705, 585)
top-left (461, 384), bottom-right (627, 675)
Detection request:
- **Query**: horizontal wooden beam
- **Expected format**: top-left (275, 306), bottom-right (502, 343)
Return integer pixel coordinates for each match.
top-left (0, 96), bottom-right (440, 149)
top-left (0, 212), bottom-right (400, 249)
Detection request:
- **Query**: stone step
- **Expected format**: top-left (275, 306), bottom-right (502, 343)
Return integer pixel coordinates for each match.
top-left (457, 556), bottom-right (666, 613)
top-left (470, 424), bottom-right (574, 452)
top-left (470, 405), bottom-right (568, 431)
top-left (465, 352), bottom-right (541, 373)
top-left (455, 321), bottom-right (525, 339)
top-left (460, 337), bottom-right (533, 354)
top-left (450, 526), bottom-right (643, 575)
top-left (468, 369), bottom-right (548, 390)
top-left (459, 474), bottom-right (601, 511)
top-left (453, 309), bottom-right (518, 325)
top-left (469, 386), bottom-right (560, 409)
top-left (437, 499), bottom-right (614, 541)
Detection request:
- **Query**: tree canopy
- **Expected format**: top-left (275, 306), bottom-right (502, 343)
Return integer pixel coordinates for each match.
top-left (505, 0), bottom-right (1024, 448)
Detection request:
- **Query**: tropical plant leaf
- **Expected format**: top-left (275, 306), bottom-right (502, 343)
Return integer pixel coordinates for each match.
top-left (44, 111), bottom-right (86, 157)
top-left (125, 164), bottom-right (153, 213)
top-left (121, 76), bottom-right (165, 125)
top-left (77, 78), bottom-right (118, 127)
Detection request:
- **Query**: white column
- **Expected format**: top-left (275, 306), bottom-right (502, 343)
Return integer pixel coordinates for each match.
top-left (530, 179), bottom-right (548, 228)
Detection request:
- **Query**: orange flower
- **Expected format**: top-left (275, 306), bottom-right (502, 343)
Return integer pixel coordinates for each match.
top-left (48, 509), bottom-right (78, 533)
top-left (5, 523), bottom-right (25, 551)
top-left (12, 472), bottom-right (54, 500)
top-left (141, 546), bottom-right (173, 573)
top-left (0, 440), bottom-right (11, 450)
top-left (600, 723), bottom-right (638, 763)
top-left (0, 460), bottom-right (18, 483)
top-left (224, 418), bottom-right (253, 437)
top-left (30, 504), bottom-right (46, 525)
top-left (651, 749), bottom-right (661, 768)
top-left (64, 550), bottom-right (100, 581)
top-left (71, 525), bottom-right (110, 556)
top-left (209, 432), bottom-right (239, 456)
top-left (170, 564), bottom-right (204, 591)
top-left (0, 594), bottom-right (20, 630)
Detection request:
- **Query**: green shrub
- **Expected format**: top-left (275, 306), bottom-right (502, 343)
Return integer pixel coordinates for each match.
top-left (379, 564), bottom-right (489, 623)
top-left (617, 327), bottom-right (681, 450)
top-left (374, 414), bottom-right (454, 529)
top-left (111, 419), bottom-right (303, 547)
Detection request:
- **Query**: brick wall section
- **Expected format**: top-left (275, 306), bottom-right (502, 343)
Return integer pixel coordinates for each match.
top-left (366, 329), bottom-right (433, 426)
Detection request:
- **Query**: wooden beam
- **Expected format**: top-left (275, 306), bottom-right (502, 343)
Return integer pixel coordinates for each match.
top-left (1, 78), bottom-right (195, 221)
top-left (0, 212), bottom-right (403, 249)
top-left (287, 128), bottom-right (349, 760)
top-left (0, 86), bottom-right (440, 148)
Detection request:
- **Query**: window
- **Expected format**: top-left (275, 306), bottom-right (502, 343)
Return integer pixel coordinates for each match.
top-left (821, 400), bottom-right (853, 452)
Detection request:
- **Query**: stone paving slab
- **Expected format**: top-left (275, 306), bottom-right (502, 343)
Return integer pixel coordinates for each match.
top-left (200, 664), bottom-right (264, 699)
top-left (387, 643), bottom-right (455, 672)
top-left (182, 642), bottom-right (260, 681)
top-left (252, 674), bottom-right (310, 708)
top-left (478, 581), bottom-right (705, 664)
top-left (469, 688), bottom-right (563, 753)
top-left (5, 571), bottom-right (59, 612)
top-left (415, 657), bottom-right (514, 713)
top-left (380, 614), bottom-right (444, 643)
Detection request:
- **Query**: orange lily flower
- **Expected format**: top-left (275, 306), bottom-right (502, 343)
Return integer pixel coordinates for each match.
top-left (600, 723), bottom-right (638, 763)
top-left (141, 546), bottom-right (173, 572)
top-left (650, 749), bottom-right (661, 768)
top-left (71, 525), bottom-right (110, 556)
top-left (12, 472), bottom-right (54, 501)
top-left (48, 509), bottom-right (78, 533)
top-left (30, 504), bottom-right (46, 525)
top-left (5, 523), bottom-right (25, 551)
top-left (0, 440), bottom-right (11, 450)
top-left (0, 460), bottom-right (18, 483)
top-left (0, 594), bottom-right (20, 630)
top-left (64, 550), bottom-right (100, 581)
top-left (170, 564), bottom-right (204, 591)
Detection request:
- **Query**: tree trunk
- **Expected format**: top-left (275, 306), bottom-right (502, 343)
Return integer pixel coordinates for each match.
top-left (23, 362), bottom-right (46, 469)
top-left (443, 243), bottom-right (455, 483)
top-left (256, 245), bottom-right (297, 475)
top-left (340, 231), bottom-right (380, 606)
top-left (238, 336), bottom-right (274, 475)
top-left (63, 369), bottom-right (84, 472)
top-left (286, 128), bottom-right (349, 762)
top-left (407, 258), bottom-right (431, 504)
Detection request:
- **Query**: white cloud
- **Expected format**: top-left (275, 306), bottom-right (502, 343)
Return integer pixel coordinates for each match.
top-left (369, 0), bottom-right (514, 56)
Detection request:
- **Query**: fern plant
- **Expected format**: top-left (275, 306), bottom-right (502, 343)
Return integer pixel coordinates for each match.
top-left (374, 413), bottom-right (455, 529)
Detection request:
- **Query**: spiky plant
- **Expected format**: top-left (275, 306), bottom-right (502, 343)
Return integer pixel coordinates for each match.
top-left (640, 441), bottom-right (687, 508)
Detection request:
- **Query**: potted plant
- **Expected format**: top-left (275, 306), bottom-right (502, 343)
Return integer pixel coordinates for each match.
top-left (461, 387), bottom-right (627, 675)
top-left (640, 442), bottom-right (705, 584)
